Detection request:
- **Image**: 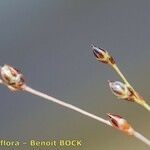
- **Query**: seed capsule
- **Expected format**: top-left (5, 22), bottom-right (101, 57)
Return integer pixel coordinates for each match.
top-left (108, 80), bottom-right (134, 101)
top-left (91, 45), bottom-right (115, 64)
top-left (0, 64), bottom-right (25, 91)
top-left (107, 113), bottom-right (134, 135)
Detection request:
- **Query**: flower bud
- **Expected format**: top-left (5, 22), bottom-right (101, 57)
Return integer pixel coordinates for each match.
top-left (108, 80), bottom-right (134, 101)
top-left (91, 45), bottom-right (115, 64)
top-left (107, 113), bottom-right (134, 135)
top-left (0, 64), bottom-right (25, 91)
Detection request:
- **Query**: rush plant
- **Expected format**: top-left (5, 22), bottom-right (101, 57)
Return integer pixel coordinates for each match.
top-left (92, 45), bottom-right (150, 111)
top-left (0, 50), bottom-right (150, 147)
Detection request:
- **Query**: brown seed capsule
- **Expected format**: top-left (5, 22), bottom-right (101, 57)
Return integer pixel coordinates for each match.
top-left (0, 64), bottom-right (25, 91)
top-left (107, 113), bottom-right (134, 135)
top-left (91, 45), bottom-right (115, 64)
top-left (108, 80), bottom-right (134, 101)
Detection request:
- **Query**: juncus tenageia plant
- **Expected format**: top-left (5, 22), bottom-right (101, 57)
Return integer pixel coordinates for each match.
top-left (92, 45), bottom-right (150, 111)
top-left (0, 64), bottom-right (150, 146)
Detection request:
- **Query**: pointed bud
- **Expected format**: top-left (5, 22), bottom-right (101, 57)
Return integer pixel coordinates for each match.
top-left (108, 80), bottom-right (134, 101)
top-left (91, 45), bottom-right (115, 64)
top-left (107, 113), bottom-right (134, 135)
top-left (0, 64), bottom-right (25, 91)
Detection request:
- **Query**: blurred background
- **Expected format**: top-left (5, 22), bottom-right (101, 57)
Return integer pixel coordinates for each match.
top-left (0, 0), bottom-right (150, 149)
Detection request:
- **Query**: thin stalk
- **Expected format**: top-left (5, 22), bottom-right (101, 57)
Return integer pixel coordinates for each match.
top-left (24, 85), bottom-right (111, 126)
top-left (112, 64), bottom-right (133, 89)
top-left (142, 102), bottom-right (150, 111)
top-left (0, 79), bottom-right (2, 84)
top-left (0, 82), bottom-right (150, 146)
top-left (23, 85), bottom-right (150, 146)
top-left (112, 64), bottom-right (150, 111)
top-left (133, 131), bottom-right (150, 146)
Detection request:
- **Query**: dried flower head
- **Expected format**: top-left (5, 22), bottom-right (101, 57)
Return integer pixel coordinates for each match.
top-left (91, 45), bottom-right (115, 64)
top-left (108, 80), bottom-right (134, 101)
top-left (0, 64), bottom-right (25, 91)
top-left (107, 113), bottom-right (134, 135)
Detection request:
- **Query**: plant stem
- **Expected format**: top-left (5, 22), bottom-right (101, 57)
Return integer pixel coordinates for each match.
top-left (23, 85), bottom-right (150, 146)
top-left (142, 102), bottom-right (150, 111)
top-left (112, 64), bottom-right (132, 88)
top-left (0, 79), bottom-right (3, 84)
top-left (112, 64), bottom-right (150, 112)
top-left (133, 131), bottom-right (150, 146)
top-left (24, 85), bottom-right (111, 126)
